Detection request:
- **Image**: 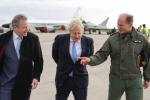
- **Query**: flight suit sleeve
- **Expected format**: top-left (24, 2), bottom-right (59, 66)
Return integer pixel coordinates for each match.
top-left (143, 38), bottom-right (150, 81)
top-left (88, 37), bottom-right (111, 66)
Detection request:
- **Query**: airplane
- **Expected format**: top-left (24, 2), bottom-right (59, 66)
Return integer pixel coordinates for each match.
top-left (80, 17), bottom-right (111, 34)
top-left (0, 27), bottom-right (4, 33)
top-left (2, 7), bottom-right (81, 33)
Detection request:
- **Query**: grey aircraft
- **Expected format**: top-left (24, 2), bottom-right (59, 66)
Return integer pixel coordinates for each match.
top-left (2, 7), bottom-right (81, 33)
top-left (80, 17), bottom-right (110, 34)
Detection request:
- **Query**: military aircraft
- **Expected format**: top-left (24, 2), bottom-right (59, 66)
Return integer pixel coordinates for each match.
top-left (2, 7), bottom-right (81, 33)
top-left (80, 17), bottom-right (110, 34)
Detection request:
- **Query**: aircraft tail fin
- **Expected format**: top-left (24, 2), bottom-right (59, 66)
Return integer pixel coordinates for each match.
top-left (100, 17), bottom-right (109, 26)
top-left (71, 7), bottom-right (81, 20)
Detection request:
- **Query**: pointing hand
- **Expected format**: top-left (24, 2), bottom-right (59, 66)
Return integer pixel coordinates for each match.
top-left (77, 57), bottom-right (90, 66)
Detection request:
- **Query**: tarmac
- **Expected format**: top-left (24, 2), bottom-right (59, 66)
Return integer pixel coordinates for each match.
top-left (26, 31), bottom-right (150, 100)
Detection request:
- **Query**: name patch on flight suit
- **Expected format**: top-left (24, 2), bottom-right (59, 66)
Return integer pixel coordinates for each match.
top-left (134, 40), bottom-right (141, 43)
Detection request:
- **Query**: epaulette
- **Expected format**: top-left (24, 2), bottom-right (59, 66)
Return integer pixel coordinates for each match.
top-left (110, 32), bottom-right (117, 36)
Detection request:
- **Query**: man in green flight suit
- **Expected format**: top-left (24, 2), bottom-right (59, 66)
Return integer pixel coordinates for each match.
top-left (78, 13), bottom-right (150, 100)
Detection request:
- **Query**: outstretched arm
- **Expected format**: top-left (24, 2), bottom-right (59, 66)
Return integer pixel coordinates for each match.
top-left (78, 37), bottom-right (111, 66)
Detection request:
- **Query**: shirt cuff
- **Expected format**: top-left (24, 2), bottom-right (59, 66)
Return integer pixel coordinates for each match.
top-left (143, 72), bottom-right (150, 82)
top-left (34, 78), bottom-right (39, 82)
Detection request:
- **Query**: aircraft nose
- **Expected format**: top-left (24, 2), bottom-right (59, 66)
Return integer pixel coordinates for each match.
top-left (2, 24), bottom-right (10, 28)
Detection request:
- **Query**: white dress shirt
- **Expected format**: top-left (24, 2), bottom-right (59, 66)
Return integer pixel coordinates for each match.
top-left (13, 31), bottom-right (23, 49)
top-left (69, 37), bottom-right (82, 60)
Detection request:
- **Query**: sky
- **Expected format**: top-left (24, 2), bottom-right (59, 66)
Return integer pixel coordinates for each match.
top-left (0, 0), bottom-right (150, 29)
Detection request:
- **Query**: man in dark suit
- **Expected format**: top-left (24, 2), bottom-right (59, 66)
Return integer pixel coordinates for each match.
top-left (0, 14), bottom-right (43, 100)
top-left (111, 27), bottom-right (116, 33)
top-left (52, 19), bottom-right (94, 100)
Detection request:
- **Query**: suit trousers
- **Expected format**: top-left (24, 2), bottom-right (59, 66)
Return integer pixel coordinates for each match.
top-left (108, 73), bottom-right (143, 100)
top-left (56, 76), bottom-right (87, 100)
top-left (0, 78), bottom-right (16, 100)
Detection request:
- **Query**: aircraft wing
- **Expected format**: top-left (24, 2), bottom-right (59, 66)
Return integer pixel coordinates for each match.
top-left (53, 24), bottom-right (68, 30)
top-left (34, 24), bottom-right (68, 32)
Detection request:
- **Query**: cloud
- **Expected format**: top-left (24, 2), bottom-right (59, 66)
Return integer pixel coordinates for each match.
top-left (0, 0), bottom-right (150, 28)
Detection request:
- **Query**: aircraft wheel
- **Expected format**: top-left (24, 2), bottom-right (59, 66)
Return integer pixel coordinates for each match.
top-left (40, 30), bottom-right (44, 32)
top-left (107, 31), bottom-right (111, 34)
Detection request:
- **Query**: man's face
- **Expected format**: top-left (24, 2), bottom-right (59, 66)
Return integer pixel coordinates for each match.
top-left (140, 26), bottom-right (142, 28)
top-left (117, 17), bottom-right (132, 34)
top-left (14, 20), bottom-right (29, 37)
top-left (70, 26), bottom-right (83, 42)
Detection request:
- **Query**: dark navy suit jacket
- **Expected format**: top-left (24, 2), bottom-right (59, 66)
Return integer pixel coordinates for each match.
top-left (0, 30), bottom-right (43, 100)
top-left (52, 34), bottom-right (94, 88)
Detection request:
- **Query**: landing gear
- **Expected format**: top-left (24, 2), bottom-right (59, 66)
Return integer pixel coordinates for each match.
top-left (107, 30), bottom-right (111, 34)
top-left (99, 30), bottom-right (101, 34)
top-left (52, 30), bottom-right (55, 33)
top-left (84, 31), bottom-right (85, 34)
top-left (89, 29), bottom-right (91, 34)
top-left (93, 30), bottom-right (96, 33)
top-left (40, 30), bottom-right (44, 32)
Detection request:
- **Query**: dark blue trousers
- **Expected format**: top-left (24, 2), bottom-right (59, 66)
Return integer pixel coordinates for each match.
top-left (0, 78), bottom-right (16, 100)
top-left (56, 76), bottom-right (87, 100)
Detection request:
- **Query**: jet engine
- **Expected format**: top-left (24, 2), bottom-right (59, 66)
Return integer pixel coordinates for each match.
top-left (61, 25), bottom-right (68, 30)
top-left (43, 26), bottom-right (54, 32)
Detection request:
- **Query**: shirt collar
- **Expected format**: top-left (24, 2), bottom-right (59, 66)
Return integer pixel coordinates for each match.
top-left (70, 37), bottom-right (81, 42)
top-left (13, 31), bottom-right (23, 39)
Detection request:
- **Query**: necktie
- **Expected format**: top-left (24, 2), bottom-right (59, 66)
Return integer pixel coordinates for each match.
top-left (70, 42), bottom-right (77, 77)
top-left (16, 37), bottom-right (22, 59)
top-left (72, 42), bottom-right (77, 63)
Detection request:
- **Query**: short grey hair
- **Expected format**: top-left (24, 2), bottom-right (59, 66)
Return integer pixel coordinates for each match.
top-left (67, 19), bottom-right (84, 32)
top-left (11, 14), bottom-right (27, 29)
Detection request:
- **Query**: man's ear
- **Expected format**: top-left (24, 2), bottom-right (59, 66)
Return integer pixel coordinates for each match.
top-left (129, 23), bottom-right (133, 28)
top-left (13, 26), bottom-right (17, 30)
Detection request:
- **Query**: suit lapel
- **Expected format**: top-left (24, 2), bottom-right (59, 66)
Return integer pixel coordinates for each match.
top-left (74, 36), bottom-right (87, 64)
top-left (19, 32), bottom-right (30, 53)
top-left (9, 34), bottom-right (19, 60)
top-left (64, 34), bottom-right (74, 64)
top-left (20, 33), bottom-right (28, 46)
top-left (80, 36), bottom-right (86, 57)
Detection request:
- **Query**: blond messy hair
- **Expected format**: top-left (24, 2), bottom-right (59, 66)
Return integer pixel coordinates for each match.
top-left (67, 19), bottom-right (84, 32)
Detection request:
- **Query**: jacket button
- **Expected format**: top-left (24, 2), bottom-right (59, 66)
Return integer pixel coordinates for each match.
top-left (122, 48), bottom-right (124, 50)
top-left (18, 63), bottom-right (19, 64)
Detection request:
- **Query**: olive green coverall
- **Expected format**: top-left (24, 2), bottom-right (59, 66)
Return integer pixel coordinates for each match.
top-left (88, 27), bottom-right (150, 100)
